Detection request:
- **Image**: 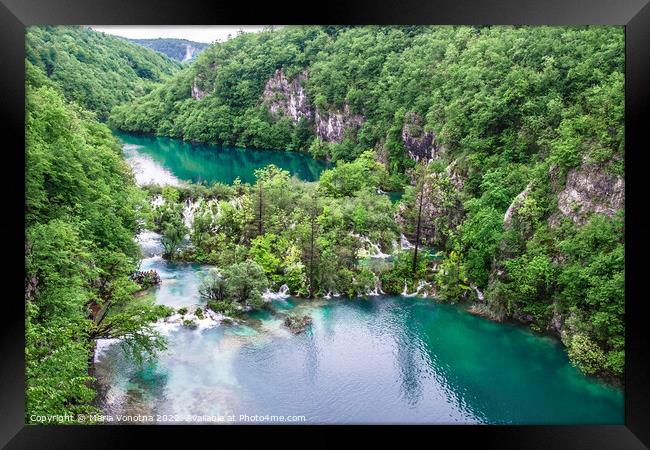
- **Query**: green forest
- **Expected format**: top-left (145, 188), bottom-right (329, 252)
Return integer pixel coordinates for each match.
top-left (126, 38), bottom-right (209, 61)
top-left (26, 26), bottom-right (181, 119)
top-left (25, 25), bottom-right (624, 423)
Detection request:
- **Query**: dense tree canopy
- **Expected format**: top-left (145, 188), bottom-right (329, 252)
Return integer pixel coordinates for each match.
top-left (127, 38), bottom-right (208, 61)
top-left (27, 25), bottom-right (625, 390)
top-left (25, 68), bottom-right (170, 422)
top-left (26, 26), bottom-right (181, 119)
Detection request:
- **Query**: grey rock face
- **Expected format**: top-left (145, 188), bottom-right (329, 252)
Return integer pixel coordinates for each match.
top-left (191, 73), bottom-right (207, 100)
top-left (375, 141), bottom-right (389, 168)
top-left (395, 172), bottom-right (464, 246)
top-left (191, 81), bottom-right (206, 100)
top-left (503, 183), bottom-right (533, 229)
top-left (261, 68), bottom-right (312, 123)
top-left (445, 158), bottom-right (467, 192)
top-left (552, 158), bottom-right (624, 226)
top-left (401, 112), bottom-right (444, 163)
top-left (315, 104), bottom-right (365, 143)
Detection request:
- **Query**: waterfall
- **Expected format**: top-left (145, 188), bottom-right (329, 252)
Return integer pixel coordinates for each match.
top-left (183, 44), bottom-right (194, 62)
top-left (402, 280), bottom-right (432, 297)
top-left (400, 234), bottom-right (415, 250)
top-left (262, 284), bottom-right (291, 301)
top-left (154, 306), bottom-right (226, 334)
top-left (402, 281), bottom-right (410, 296)
top-left (470, 283), bottom-right (485, 302)
top-left (151, 195), bottom-right (165, 208)
top-left (136, 230), bottom-right (164, 258)
top-left (351, 232), bottom-right (391, 259)
top-left (366, 273), bottom-right (384, 296)
top-left (182, 198), bottom-right (199, 229)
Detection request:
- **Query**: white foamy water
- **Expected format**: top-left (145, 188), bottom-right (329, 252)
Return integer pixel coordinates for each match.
top-left (94, 338), bottom-right (121, 363)
top-left (351, 232), bottom-right (391, 259)
top-left (400, 234), bottom-right (415, 250)
top-left (136, 230), bottom-right (164, 258)
top-left (262, 284), bottom-right (290, 301)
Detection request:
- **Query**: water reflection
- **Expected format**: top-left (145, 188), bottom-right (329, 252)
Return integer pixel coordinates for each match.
top-left (116, 131), bottom-right (329, 186)
top-left (95, 296), bottom-right (623, 424)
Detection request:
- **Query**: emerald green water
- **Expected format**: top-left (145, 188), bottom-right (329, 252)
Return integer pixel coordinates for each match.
top-left (116, 131), bottom-right (328, 185)
top-left (99, 134), bottom-right (623, 424)
top-left (95, 252), bottom-right (623, 424)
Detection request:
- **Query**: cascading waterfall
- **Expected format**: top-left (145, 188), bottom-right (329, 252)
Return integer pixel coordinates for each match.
top-left (470, 283), bottom-right (485, 302)
top-left (366, 273), bottom-right (385, 296)
top-left (183, 198), bottom-right (200, 229)
top-left (151, 194), bottom-right (165, 208)
top-left (400, 234), bottom-right (415, 250)
top-left (156, 306), bottom-right (226, 334)
top-left (402, 280), bottom-right (432, 297)
top-left (351, 232), bottom-right (391, 259)
top-left (263, 284), bottom-right (291, 301)
top-left (136, 230), bottom-right (165, 258)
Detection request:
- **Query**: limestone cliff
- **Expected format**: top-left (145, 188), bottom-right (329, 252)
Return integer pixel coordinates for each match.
top-left (191, 72), bottom-right (208, 100)
top-left (445, 158), bottom-right (468, 192)
top-left (261, 68), bottom-right (312, 123)
top-left (550, 157), bottom-right (624, 227)
top-left (259, 68), bottom-right (365, 143)
top-left (401, 112), bottom-right (444, 162)
top-left (315, 104), bottom-right (365, 143)
top-left (395, 171), bottom-right (464, 248)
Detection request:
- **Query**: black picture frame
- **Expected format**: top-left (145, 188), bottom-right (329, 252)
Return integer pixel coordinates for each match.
top-left (2, 0), bottom-right (648, 447)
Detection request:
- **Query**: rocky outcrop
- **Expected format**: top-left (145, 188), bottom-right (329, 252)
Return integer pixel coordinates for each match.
top-left (550, 158), bottom-right (624, 226)
top-left (445, 158), bottom-right (467, 192)
top-left (395, 172), bottom-right (464, 247)
top-left (503, 183), bottom-right (533, 229)
top-left (374, 141), bottom-right (389, 168)
top-left (315, 104), bottom-right (364, 143)
top-left (191, 75), bottom-right (207, 100)
top-left (259, 69), bottom-right (365, 143)
top-left (401, 112), bottom-right (444, 163)
top-left (283, 314), bottom-right (313, 334)
top-left (261, 68), bottom-right (312, 124)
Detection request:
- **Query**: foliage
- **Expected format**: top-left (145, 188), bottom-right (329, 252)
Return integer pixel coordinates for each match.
top-left (29, 24), bottom-right (626, 386)
top-left (128, 38), bottom-right (208, 62)
top-left (319, 150), bottom-right (389, 197)
top-left (26, 26), bottom-right (181, 119)
top-left (161, 222), bottom-right (187, 259)
top-left (25, 79), bottom-right (168, 421)
top-left (201, 261), bottom-right (269, 311)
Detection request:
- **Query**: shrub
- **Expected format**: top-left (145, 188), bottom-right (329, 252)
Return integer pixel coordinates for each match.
top-left (567, 334), bottom-right (607, 376)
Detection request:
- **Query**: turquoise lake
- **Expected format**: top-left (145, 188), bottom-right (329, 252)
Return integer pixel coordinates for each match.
top-left (116, 131), bottom-right (328, 185)
top-left (95, 251), bottom-right (623, 424)
top-left (94, 132), bottom-right (624, 424)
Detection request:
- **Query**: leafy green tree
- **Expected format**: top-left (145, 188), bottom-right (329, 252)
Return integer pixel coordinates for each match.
top-left (26, 26), bottom-right (181, 119)
top-left (161, 222), bottom-right (186, 259)
top-left (25, 80), bottom-right (169, 421)
top-left (320, 150), bottom-right (389, 197)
